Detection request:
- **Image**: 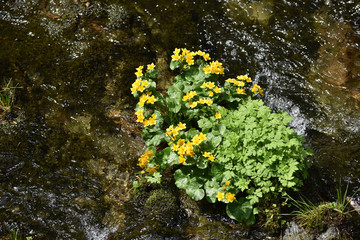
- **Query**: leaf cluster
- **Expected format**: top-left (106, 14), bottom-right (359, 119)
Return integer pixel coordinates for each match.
top-left (130, 48), bottom-right (312, 224)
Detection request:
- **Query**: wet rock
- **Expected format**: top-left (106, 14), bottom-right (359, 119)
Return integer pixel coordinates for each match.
top-left (283, 221), bottom-right (341, 240)
top-left (307, 6), bottom-right (360, 140)
top-left (226, 0), bottom-right (274, 25)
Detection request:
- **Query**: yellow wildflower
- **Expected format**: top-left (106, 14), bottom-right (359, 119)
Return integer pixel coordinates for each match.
top-left (225, 180), bottom-right (230, 185)
top-left (207, 82), bottom-right (215, 89)
top-left (171, 144), bottom-right (179, 151)
top-left (236, 75), bottom-right (246, 81)
top-left (179, 155), bottom-right (186, 164)
top-left (177, 139), bottom-right (186, 147)
top-left (136, 65), bottom-right (144, 71)
top-left (205, 99), bottom-right (213, 106)
top-left (147, 63), bottom-right (155, 70)
top-left (172, 54), bottom-right (180, 61)
top-left (208, 91), bottom-right (214, 97)
top-left (216, 192), bottom-right (224, 201)
top-left (135, 70), bottom-right (143, 78)
top-left (131, 86), bottom-right (137, 94)
top-left (141, 80), bottom-right (149, 87)
top-left (222, 186), bottom-right (226, 190)
top-left (143, 119), bottom-right (149, 127)
top-left (198, 98), bottom-right (206, 104)
top-left (208, 155), bottom-right (215, 162)
top-left (144, 150), bottom-right (154, 158)
top-left (203, 65), bottom-right (212, 74)
top-left (215, 112), bottom-right (221, 119)
top-left (138, 85), bottom-right (145, 92)
top-left (186, 54), bottom-right (194, 65)
top-left (185, 142), bottom-right (195, 157)
top-left (213, 86), bottom-right (221, 93)
top-left (226, 78), bottom-right (234, 83)
top-left (177, 122), bottom-right (186, 130)
top-left (146, 166), bottom-right (157, 174)
top-left (203, 53), bottom-right (211, 61)
top-left (226, 192), bottom-right (236, 203)
top-left (196, 50), bottom-right (204, 56)
top-left (139, 94), bottom-right (148, 106)
top-left (165, 125), bottom-right (174, 136)
top-left (181, 48), bottom-right (190, 56)
top-left (202, 152), bottom-right (211, 158)
top-left (198, 133), bottom-right (207, 141)
top-left (236, 88), bottom-right (246, 95)
top-left (171, 128), bottom-right (179, 137)
top-left (147, 95), bottom-right (156, 104)
top-left (189, 101), bottom-right (197, 108)
top-left (148, 115), bottom-right (156, 125)
top-left (173, 48), bottom-right (180, 54)
top-left (136, 114), bottom-right (144, 123)
top-left (251, 84), bottom-right (262, 94)
top-left (201, 83), bottom-right (207, 88)
top-left (192, 136), bottom-right (201, 145)
top-left (135, 109), bottom-right (143, 116)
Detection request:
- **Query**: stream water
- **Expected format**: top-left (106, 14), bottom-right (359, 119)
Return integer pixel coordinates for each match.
top-left (0, 0), bottom-right (360, 239)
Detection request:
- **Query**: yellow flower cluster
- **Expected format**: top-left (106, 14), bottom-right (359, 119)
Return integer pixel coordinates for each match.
top-left (216, 180), bottom-right (236, 203)
top-left (143, 113), bottom-right (157, 127)
top-left (182, 91), bottom-right (197, 101)
top-left (135, 109), bottom-right (157, 127)
top-left (226, 77), bottom-right (247, 95)
top-left (202, 151), bottom-right (215, 162)
top-left (203, 60), bottom-right (224, 75)
top-left (215, 112), bottom-right (221, 119)
top-left (197, 98), bottom-right (213, 106)
top-left (145, 165), bottom-right (160, 174)
top-left (191, 133), bottom-right (207, 145)
top-left (135, 65), bottom-right (143, 78)
top-left (138, 150), bottom-right (154, 169)
top-left (171, 48), bottom-right (211, 64)
top-left (138, 92), bottom-right (156, 107)
top-left (236, 75), bottom-right (252, 82)
top-left (226, 78), bottom-right (245, 87)
top-left (251, 84), bottom-right (263, 95)
top-left (172, 139), bottom-right (195, 164)
top-left (201, 82), bottom-right (222, 97)
top-left (165, 122), bottom-right (186, 140)
top-left (131, 79), bottom-right (149, 94)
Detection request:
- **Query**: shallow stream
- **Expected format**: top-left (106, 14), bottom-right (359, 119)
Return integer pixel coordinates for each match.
top-left (0, 0), bottom-right (359, 239)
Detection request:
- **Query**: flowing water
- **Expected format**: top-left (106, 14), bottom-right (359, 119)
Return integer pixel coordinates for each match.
top-left (0, 0), bottom-right (360, 239)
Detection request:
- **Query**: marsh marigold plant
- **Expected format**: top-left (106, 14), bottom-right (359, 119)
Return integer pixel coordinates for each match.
top-left (131, 48), bottom-right (312, 224)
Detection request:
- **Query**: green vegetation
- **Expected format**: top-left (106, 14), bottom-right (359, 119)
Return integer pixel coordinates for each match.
top-left (130, 48), bottom-right (312, 224)
top-left (3, 229), bottom-right (33, 240)
top-left (288, 182), bottom-right (359, 235)
top-left (0, 79), bottom-right (20, 112)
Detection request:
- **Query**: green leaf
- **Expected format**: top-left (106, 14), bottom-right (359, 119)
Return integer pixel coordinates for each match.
top-left (197, 159), bottom-right (208, 169)
top-left (174, 169), bottom-right (189, 189)
top-left (198, 118), bottom-right (213, 130)
top-left (211, 163), bottom-right (225, 181)
top-left (212, 124), bottom-right (226, 136)
top-left (168, 151), bottom-right (179, 166)
top-left (186, 187), bottom-right (205, 201)
top-left (170, 60), bottom-right (180, 70)
top-left (145, 131), bottom-right (165, 146)
top-left (145, 172), bottom-right (162, 183)
top-left (146, 69), bottom-right (158, 79)
top-left (204, 179), bottom-right (220, 203)
top-left (226, 198), bottom-right (253, 222)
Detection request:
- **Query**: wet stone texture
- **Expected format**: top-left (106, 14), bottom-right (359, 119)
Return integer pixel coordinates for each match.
top-left (1, 0), bottom-right (360, 239)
